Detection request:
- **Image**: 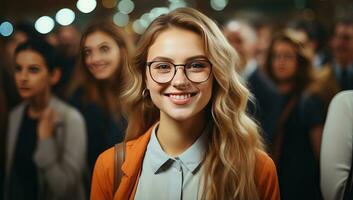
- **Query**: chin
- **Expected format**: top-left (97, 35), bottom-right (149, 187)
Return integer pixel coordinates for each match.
top-left (92, 73), bottom-right (110, 80)
top-left (163, 109), bottom-right (201, 122)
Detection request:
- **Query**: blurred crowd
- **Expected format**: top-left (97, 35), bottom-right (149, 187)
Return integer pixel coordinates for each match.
top-left (0, 9), bottom-right (352, 200)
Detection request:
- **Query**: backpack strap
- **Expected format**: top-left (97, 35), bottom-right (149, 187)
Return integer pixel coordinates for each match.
top-left (113, 142), bottom-right (125, 195)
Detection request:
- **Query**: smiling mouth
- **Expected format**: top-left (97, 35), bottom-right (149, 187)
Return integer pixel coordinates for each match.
top-left (164, 93), bottom-right (197, 105)
top-left (90, 64), bottom-right (107, 71)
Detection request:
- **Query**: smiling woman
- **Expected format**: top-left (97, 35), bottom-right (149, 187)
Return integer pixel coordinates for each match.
top-left (91, 7), bottom-right (280, 200)
top-left (66, 22), bottom-right (133, 175)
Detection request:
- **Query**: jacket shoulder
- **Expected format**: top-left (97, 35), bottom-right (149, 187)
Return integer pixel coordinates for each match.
top-left (255, 150), bottom-right (280, 200)
top-left (91, 147), bottom-right (115, 200)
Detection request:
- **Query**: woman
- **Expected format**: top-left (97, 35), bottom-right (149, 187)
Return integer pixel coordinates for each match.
top-left (4, 39), bottom-right (87, 200)
top-left (264, 31), bottom-right (324, 200)
top-left (67, 22), bottom-right (133, 174)
top-left (91, 8), bottom-right (279, 200)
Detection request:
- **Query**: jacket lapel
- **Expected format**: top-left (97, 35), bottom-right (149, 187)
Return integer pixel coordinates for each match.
top-left (114, 126), bottom-right (154, 200)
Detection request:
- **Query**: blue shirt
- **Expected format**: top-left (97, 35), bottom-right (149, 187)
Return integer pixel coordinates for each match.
top-left (134, 123), bottom-right (209, 200)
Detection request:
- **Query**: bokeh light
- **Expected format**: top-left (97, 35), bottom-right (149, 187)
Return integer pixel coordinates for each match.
top-left (102, 0), bottom-right (117, 8)
top-left (77, 0), bottom-right (97, 13)
top-left (56, 8), bottom-right (75, 26)
top-left (113, 12), bottom-right (129, 27)
top-left (0, 21), bottom-right (14, 37)
top-left (210, 0), bottom-right (228, 11)
top-left (35, 16), bottom-right (55, 34)
top-left (118, 0), bottom-right (135, 14)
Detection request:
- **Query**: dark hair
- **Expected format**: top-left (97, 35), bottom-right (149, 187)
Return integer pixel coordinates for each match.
top-left (264, 32), bottom-right (313, 95)
top-left (14, 38), bottom-right (57, 72)
top-left (13, 22), bottom-right (42, 41)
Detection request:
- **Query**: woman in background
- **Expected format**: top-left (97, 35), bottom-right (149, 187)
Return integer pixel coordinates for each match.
top-left (67, 22), bottom-right (133, 174)
top-left (5, 39), bottom-right (86, 200)
top-left (264, 31), bottom-right (324, 200)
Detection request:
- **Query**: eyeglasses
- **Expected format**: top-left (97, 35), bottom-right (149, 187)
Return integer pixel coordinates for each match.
top-left (146, 60), bottom-right (212, 83)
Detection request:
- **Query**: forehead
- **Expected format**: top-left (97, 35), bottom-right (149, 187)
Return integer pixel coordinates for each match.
top-left (15, 49), bottom-right (47, 67)
top-left (273, 40), bottom-right (296, 52)
top-left (147, 27), bottom-right (206, 62)
top-left (335, 24), bottom-right (353, 34)
top-left (84, 31), bottom-right (116, 47)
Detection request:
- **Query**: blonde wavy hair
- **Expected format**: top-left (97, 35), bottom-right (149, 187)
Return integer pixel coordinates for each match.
top-left (121, 7), bottom-right (264, 200)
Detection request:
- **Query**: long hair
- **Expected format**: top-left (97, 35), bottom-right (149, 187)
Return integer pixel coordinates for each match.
top-left (66, 22), bottom-right (133, 111)
top-left (264, 31), bottom-right (313, 96)
top-left (121, 8), bottom-right (264, 200)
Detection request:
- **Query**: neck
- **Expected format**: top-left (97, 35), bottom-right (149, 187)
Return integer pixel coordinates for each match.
top-left (156, 111), bottom-right (207, 157)
top-left (28, 91), bottom-right (51, 119)
top-left (277, 82), bottom-right (293, 94)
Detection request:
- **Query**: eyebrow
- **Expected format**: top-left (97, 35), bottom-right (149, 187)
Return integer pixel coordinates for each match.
top-left (84, 41), bottom-right (110, 50)
top-left (150, 55), bottom-right (209, 63)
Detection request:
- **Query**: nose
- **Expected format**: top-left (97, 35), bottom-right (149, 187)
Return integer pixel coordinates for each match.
top-left (18, 70), bottom-right (29, 82)
top-left (89, 52), bottom-right (102, 64)
top-left (171, 66), bottom-right (190, 88)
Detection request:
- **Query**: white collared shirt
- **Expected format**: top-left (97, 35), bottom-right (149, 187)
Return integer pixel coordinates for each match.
top-left (134, 123), bottom-right (208, 200)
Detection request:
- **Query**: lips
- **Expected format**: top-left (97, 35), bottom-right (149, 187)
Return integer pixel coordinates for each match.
top-left (19, 87), bottom-right (30, 91)
top-left (90, 64), bottom-right (106, 71)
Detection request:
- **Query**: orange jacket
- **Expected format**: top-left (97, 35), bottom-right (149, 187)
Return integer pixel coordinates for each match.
top-left (91, 126), bottom-right (280, 200)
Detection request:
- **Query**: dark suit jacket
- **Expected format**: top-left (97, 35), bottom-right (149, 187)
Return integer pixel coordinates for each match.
top-left (247, 68), bottom-right (281, 143)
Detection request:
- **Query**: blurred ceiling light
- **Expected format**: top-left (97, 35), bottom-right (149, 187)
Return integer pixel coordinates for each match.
top-left (118, 0), bottom-right (135, 14)
top-left (0, 21), bottom-right (14, 37)
top-left (132, 20), bottom-right (145, 34)
top-left (140, 13), bottom-right (152, 28)
top-left (150, 7), bottom-right (169, 19)
top-left (77, 0), bottom-right (97, 13)
top-left (210, 0), bottom-right (228, 11)
top-left (35, 16), bottom-right (55, 34)
top-left (56, 8), bottom-right (75, 26)
top-left (102, 0), bottom-right (117, 8)
top-left (113, 12), bottom-right (129, 27)
top-left (169, 0), bottom-right (187, 10)
top-left (226, 20), bottom-right (241, 32)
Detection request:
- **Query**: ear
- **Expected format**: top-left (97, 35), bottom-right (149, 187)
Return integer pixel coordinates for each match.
top-left (50, 68), bottom-right (62, 86)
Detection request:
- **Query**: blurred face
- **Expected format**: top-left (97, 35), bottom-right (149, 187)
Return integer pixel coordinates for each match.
top-left (331, 24), bottom-right (353, 65)
top-left (83, 31), bottom-right (121, 80)
top-left (14, 50), bottom-right (52, 99)
top-left (146, 28), bottom-right (213, 122)
top-left (271, 41), bottom-right (298, 82)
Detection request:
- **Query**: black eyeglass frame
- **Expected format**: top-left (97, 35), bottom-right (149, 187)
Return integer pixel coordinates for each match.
top-left (146, 60), bottom-right (213, 84)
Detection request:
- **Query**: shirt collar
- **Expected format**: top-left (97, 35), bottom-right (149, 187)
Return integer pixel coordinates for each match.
top-left (147, 123), bottom-right (209, 174)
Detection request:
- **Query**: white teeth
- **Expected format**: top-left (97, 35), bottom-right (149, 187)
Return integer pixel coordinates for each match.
top-left (170, 94), bottom-right (191, 100)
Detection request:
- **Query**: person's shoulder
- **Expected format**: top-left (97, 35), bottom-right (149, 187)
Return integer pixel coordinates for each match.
top-left (332, 90), bottom-right (353, 103)
top-left (8, 101), bottom-right (27, 119)
top-left (255, 150), bottom-right (276, 175)
top-left (96, 146), bottom-right (115, 171)
top-left (329, 90), bottom-right (353, 112)
top-left (255, 150), bottom-right (280, 200)
top-left (52, 96), bottom-right (84, 120)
